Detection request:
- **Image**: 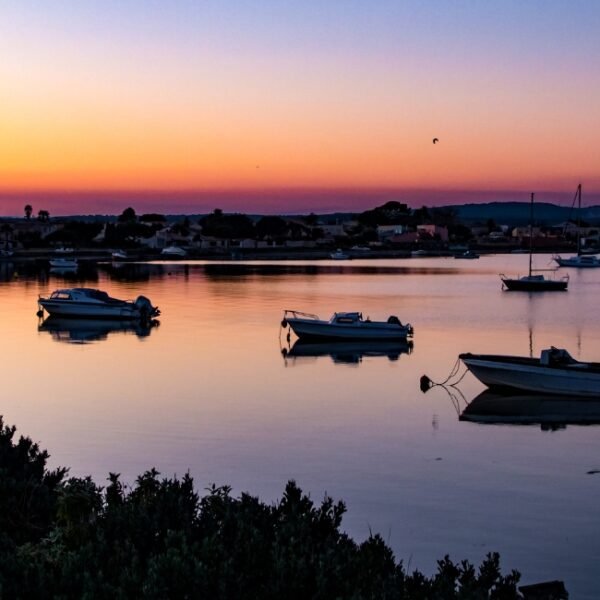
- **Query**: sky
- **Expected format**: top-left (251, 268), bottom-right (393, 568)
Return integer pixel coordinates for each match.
top-left (1, 0), bottom-right (600, 215)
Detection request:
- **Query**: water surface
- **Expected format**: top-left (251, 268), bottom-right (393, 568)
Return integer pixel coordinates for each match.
top-left (1, 255), bottom-right (599, 597)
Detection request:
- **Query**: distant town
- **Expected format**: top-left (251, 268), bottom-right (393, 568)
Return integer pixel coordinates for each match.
top-left (1, 200), bottom-right (599, 259)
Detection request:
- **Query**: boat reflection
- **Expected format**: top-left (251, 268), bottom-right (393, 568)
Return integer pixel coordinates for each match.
top-left (282, 339), bottom-right (413, 365)
top-left (38, 316), bottom-right (159, 344)
top-left (460, 390), bottom-right (600, 430)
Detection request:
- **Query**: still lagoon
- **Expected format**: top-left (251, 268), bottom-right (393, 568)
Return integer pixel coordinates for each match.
top-left (1, 255), bottom-right (599, 597)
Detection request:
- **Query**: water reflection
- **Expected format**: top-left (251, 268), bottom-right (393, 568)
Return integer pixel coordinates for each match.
top-left (38, 316), bottom-right (159, 344)
top-left (282, 338), bottom-right (413, 365)
top-left (460, 390), bottom-right (600, 430)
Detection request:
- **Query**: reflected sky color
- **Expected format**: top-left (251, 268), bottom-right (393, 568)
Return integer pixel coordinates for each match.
top-left (1, 1), bottom-right (600, 213)
top-left (0, 255), bottom-right (599, 597)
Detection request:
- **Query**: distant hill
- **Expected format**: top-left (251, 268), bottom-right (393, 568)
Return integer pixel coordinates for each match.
top-left (443, 202), bottom-right (600, 226)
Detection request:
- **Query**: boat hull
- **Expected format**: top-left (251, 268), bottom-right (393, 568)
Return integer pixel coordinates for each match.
top-left (286, 318), bottom-right (412, 340)
top-left (554, 257), bottom-right (600, 268)
top-left (461, 355), bottom-right (600, 397)
top-left (39, 299), bottom-right (142, 319)
top-left (501, 278), bottom-right (567, 291)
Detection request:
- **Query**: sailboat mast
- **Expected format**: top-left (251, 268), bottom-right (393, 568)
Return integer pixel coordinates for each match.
top-left (577, 183), bottom-right (582, 256)
top-left (529, 192), bottom-right (534, 277)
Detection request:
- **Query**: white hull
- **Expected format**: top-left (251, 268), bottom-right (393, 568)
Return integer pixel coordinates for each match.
top-left (39, 300), bottom-right (142, 319)
top-left (287, 318), bottom-right (412, 340)
top-left (462, 357), bottom-right (600, 397)
top-left (554, 256), bottom-right (600, 268)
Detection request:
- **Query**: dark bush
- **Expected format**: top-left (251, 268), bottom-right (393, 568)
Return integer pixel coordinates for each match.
top-left (0, 418), bottom-right (521, 598)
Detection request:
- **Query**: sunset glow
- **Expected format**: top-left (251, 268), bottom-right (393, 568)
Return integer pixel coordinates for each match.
top-left (1, 1), bottom-right (600, 214)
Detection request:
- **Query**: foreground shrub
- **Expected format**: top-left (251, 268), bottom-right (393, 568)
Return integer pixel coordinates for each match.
top-left (0, 417), bottom-right (521, 598)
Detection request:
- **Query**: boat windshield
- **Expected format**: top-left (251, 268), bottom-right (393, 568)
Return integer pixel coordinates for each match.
top-left (50, 291), bottom-right (72, 300)
top-left (331, 313), bottom-right (362, 324)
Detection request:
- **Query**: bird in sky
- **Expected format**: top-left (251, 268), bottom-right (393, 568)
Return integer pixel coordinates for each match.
top-left (432, 137), bottom-right (439, 144)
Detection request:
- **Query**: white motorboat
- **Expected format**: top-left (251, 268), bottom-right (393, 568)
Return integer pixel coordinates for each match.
top-left (553, 254), bottom-right (600, 268)
top-left (282, 310), bottom-right (414, 340)
top-left (460, 347), bottom-right (600, 397)
top-left (161, 245), bottom-right (187, 257)
top-left (111, 250), bottom-right (129, 260)
top-left (38, 288), bottom-right (160, 320)
top-left (330, 249), bottom-right (349, 260)
top-left (49, 258), bottom-right (78, 269)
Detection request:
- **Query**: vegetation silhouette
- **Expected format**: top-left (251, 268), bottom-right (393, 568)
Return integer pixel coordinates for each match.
top-left (0, 416), bottom-right (522, 598)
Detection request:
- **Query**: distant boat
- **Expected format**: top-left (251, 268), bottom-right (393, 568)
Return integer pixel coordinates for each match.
top-left (161, 246), bottom-right (187, 257)
top-left (38, 288), bottom-right (160, 320)
top-left (111, 250), bottom-right (129, 260)
top-left (49, 258), bottom-right (78, 269)
top-left (330, 249), bottom-right (349, 260)
top-left (554, 254), bottom-right (600, 268)
top-left (460, 347), bottom-right (600, 397)
top-left (350, 245), bottom-right (371, 253)
top-left (454, 250), bottom-right (479, 259)
top-left (553, 185), bottom-right (600, 268)
top-left (282, 310), bottom-right (414, 340)
top-left (0, 249), bottom-right (14, 257)
top-left (411, 249), bottom-right (428, 257)
top-left (54, 246), bottom-right (74, 254)
top-left (500, 193), bottom-right (568, 291)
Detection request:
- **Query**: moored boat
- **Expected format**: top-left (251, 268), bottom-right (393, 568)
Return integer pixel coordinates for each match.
top-left (330, 249), bottom-right (349, 260)
top-left (460, 347), bottom-right (600, 397)
top-left (38, 288), bottom-right (160, 320)
top-left (161, 246), bottom-right (187, 257)
top-left (553, 254), bottom-right (600, 268)
top-left (282, 310), bottom-right (414, 340)
top-left (49, 258), bottom-right (78, 269)
top-left (454, 250), bottom-right (479, 259)
top-left (500, 193), bottom-right (568, 291)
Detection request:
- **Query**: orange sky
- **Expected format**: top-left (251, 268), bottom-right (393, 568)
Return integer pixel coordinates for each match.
top-left (1, 2), bottom-right (600, 214)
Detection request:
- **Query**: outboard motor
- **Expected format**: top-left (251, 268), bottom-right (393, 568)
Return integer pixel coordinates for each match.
top-left (134, 295), bottom-right (160, 319)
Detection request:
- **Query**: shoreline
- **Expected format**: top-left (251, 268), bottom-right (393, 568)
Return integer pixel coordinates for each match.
top-left (0, 246), bottom-right (579, 263)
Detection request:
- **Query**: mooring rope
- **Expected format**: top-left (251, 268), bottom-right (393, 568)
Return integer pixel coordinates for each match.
top-left (420, 357), bottom-right (468, 392)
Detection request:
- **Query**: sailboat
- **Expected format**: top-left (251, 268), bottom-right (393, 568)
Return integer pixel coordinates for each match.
top-left (500, 193), bottom-right (569, 291)
top-left (553, 184), bottom-right (600, 268)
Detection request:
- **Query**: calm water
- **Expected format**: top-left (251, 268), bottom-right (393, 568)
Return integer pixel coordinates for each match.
top-left (1, 256), bottom-right (599, 597)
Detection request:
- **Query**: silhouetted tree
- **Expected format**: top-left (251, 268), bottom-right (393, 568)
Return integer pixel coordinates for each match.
top-left (200, 210), bottom-right (254, 239)
top-left (256, 216), bottom-right (288, 239)
top-left (118, 207), bottom-right (137, 223)
top-left (37, 210), bottom-right (50, 222)
top-left (24, 204), bottom-right (33, 220)
top-left (139, 213), bottom-right (167, 223)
